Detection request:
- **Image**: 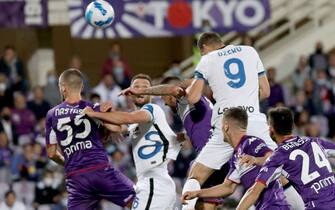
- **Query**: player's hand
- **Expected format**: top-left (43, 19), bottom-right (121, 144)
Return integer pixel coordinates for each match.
top-left (100, 101), bottom-right (113, 112)
top-left (119, 87), bottom-right (142, 96)
top-left (239, 154), bottom-right (256, 167)
top-left (181, 191), bottom-right (199, 204)
top-left (83, 106), bottom-right (95, 117)
top-left (177, 132), bottom-right (188, 142)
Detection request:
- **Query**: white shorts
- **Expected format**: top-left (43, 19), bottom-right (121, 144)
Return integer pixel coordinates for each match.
top-left (196, 114), bottom-right (277, 170)
top-left (132, 176), bottom-right (176, 210)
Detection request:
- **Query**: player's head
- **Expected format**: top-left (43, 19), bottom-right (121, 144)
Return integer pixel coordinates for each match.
top-left (197, 32), bottom-right (224, 56)
top-left (58, 68), bottom-right (84, 101)
top-left (160, 76), bottom-right (181, 111)
top-left (131, 74), bottom-right (152, 107)
top-left (222, 107), bottom-right (248, 146)
top-left (4, 190), bottom-right (16, 207)
top-left (267, 107), bottom-right (294, 143)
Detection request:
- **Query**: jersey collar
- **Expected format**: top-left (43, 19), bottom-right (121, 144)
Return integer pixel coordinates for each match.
top-left (234, 135), bottom-right (248, 150)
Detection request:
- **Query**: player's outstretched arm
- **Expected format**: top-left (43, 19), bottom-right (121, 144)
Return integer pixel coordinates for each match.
top-left (236, 181), bottom-right (265, 210)
top-left (84, 107), bottom-right (151, 125)
top-left (120, 85), bottom-right (185, 98)
top-left (47, 144), bottom-right (65, 166)
top-left (258, 75), bottom-right (270, 101)
top-left (181, 179), bottom-right (237, 204)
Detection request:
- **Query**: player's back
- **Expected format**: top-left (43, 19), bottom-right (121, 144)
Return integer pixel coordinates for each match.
top-left (278, 136), bottom-right (335, 208)
top-left (195, 45), bottom-right (264, 119)
top-left (46, 100), bottom-right (108, 175)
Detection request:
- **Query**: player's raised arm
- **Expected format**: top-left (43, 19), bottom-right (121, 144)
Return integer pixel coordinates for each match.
top-left (120, 85), bottom-right (185, 98)
top-left (181, 178), bottom-right (237, 204)
top-left (259, 75), bottom-right (270, 101)
top-left (236, 181), bottom-right (266, 210)
top-left (254, 48), bottom-right (270, 101)
top-left (186, 79), bottom-right (204, 104)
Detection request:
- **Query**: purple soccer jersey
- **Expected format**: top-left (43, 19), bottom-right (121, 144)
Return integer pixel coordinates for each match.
top-left (177, 96), bottom-right (212, 152)
top-left (227, 135), bottom-right (289, 210)
top-left (45, 100), bottom-right (108, 174)
top-left (45, 100), bottom-right (135, 209)
top-left (257, 136), bottom-right (335, 209)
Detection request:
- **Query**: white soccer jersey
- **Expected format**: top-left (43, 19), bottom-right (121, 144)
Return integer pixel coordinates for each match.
top-left (195, 45), bottom-right (266, 129)
top-left (128, 103), bottom-right (181, 177)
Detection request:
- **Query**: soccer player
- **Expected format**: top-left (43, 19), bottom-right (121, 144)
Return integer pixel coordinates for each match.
top-left (237, 107), bottom-right (335, 210)
top-left (181, 107), bottom-right (290, 210)
top-left (45, 69), bottom-right (135, 210)
top-left (84, 74), bottom-right (181, 210)
top-left (120, 76), bottom-right (230, 209)
top-left (180, 32), bottom-right (303, 210)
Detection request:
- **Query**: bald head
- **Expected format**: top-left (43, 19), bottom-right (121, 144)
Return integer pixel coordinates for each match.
top-left (59, 68), bottom-right (84, 92)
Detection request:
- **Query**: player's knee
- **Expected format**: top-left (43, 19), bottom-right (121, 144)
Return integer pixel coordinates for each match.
top-left (188, 163), bottom-right (214, 185)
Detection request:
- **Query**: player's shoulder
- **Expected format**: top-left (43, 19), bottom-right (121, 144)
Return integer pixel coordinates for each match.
top-left (142, 103), bottom-right (163, 114)
top-left (46, 103), bottom-right (62, 119)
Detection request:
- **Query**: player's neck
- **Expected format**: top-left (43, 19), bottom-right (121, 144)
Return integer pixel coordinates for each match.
top-left (232, 132), bottom-right (246, 149)
top-left (276, 134), bottom-right (294, 144)
top-left (64, 94), bottom-right (82, 104)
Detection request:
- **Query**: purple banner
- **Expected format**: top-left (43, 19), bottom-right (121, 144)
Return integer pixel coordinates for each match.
top-left (69, 0), bottom-right (270, 39)
top-left (0, 0), bottom-right (48, 28)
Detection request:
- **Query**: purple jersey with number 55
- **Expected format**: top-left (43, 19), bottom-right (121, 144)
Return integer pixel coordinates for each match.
top-left (257, 136), bottom-right (335, 209)
top-left (45, 100), bottom-right (108, 175)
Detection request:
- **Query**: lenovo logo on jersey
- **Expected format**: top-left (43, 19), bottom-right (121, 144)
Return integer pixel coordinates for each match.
top-left (218, 106), bottom-right (255, 115)
top-left (64, 140), bottom-right (93, 158)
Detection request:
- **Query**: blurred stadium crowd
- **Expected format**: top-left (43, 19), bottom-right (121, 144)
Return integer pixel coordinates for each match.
top-left (0, 37), bottom-right (335, 210)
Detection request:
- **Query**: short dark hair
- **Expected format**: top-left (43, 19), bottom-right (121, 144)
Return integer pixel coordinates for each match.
top-left (5, 190), bottom-right (15, 198)
top-left (4, 45), bottom-right (15, 51)
top-left (160, 76), bottom-right (181, 85)
top-left (197, 32), bottom-right (223, 50)
top-left (224, 107), bottom-right (248, 130)
top-left (131, 74), bottom-right (152, 85)
top-left (268, 107), bottom-right (294, 135)
top-left (59, 68), bottom-right (84, 90)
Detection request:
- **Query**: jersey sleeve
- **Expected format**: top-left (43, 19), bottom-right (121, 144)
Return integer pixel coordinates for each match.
top-left (92, 103), bottom-right (101, 112)
top-left (247, 137), bottom-right (273, 157)
top-left (256, 149), bottom-right (284, 187)
top-left (45, 110), bottom-right (57, 145)
top-left (226, 159), bottom-right (241, 184)
top-left (194, 56), bottom-right (209, 81)
top-left (141, 103), bottom-right (155, 122)
top-left (316, 138), bottom-right (335, 157)
top-left (252, 47), bottom-right (266, 77)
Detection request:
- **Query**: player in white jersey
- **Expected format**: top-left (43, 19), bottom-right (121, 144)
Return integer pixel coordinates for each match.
top-left (182, 32), bottom-right (304, 210)
top-left (84, 74), bottom-right (181, 210)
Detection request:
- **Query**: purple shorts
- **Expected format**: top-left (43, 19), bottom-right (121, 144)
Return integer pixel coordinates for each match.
top-left (66, 164), bottom-right (135, 210)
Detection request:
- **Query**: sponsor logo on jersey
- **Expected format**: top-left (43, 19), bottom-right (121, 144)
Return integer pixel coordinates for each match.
top-left (218, 106), bottom-right (255, 115)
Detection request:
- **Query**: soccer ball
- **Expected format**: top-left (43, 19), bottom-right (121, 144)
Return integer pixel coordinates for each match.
top-left (85, 0), bottom-right (115, 28)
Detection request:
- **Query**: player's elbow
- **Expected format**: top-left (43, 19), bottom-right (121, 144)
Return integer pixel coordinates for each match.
top-left (47, 150), bottom-right (57, 159)
top-left (263, 88), bottom-right (270, 99)
top-left (187, 93), bottom-right (201, 104)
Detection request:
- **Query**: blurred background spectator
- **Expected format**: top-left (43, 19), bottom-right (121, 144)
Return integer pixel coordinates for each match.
top-left (0, 46), bottom-right (28, 94)
top-left (0, 190), bottom-right (26, 210)
top-left (102, 43), bottom-right (132, 89)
